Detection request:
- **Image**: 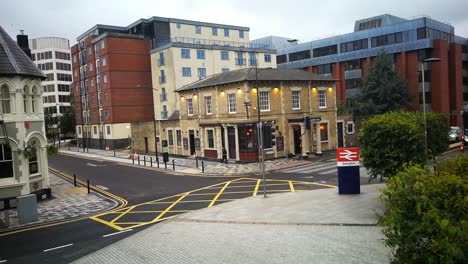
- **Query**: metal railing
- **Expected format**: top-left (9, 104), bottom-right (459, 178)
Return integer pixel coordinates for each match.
top-left (160, 93), bottom-right (167, 102)
top-left (157, 37), bottom-right (270, 50)
top-left (159, 75), bottom-right (166, 84)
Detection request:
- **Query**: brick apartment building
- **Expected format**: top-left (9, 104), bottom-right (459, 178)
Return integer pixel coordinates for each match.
top-left (273, 14), bottom-right (468, 126)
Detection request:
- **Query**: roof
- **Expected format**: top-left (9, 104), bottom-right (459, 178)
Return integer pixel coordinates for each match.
top-left (0, 26), bottom-right (46, 79)
top-left (176, 68), bottom-right (336, 92)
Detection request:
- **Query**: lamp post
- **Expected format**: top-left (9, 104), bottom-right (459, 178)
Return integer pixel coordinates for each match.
top-left (420, 57), bottom-right (441, 162)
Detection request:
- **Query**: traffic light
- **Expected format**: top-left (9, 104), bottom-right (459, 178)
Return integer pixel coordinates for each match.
top-left (304, 116), bottom-right (311, 129)
top-left (271, 125), bottom-right (276, 146)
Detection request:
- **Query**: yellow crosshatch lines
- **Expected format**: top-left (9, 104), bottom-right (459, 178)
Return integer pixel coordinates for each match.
top-left (90, 178), bottom-right (336, 231)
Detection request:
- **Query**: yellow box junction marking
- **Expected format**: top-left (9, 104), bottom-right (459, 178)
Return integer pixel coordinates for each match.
top-left (89, 178), bottom-right (335, 231)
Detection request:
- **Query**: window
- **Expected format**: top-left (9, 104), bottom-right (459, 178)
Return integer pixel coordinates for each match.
top-left (186, 98), bottom-right (193, 116)
top-left (205, 96), bottom-right (212, 114)
top-left (57, 73), bottom-right (72, 81)
top-left (228, 93), bottom-right (236, 113)
top-left (292, 90), bottom-right (300, 109)
top-left (317, 64), bottom-right (333, 74)
top-left (74, 69), bottom-right (77, 77)
top-left (277, 54), bottom-right (287, 64)
top-left (207, 130), bottom-right (215, 148)
top-left (182, 67), bottom-right (192, 77)
top-left (181, 49), bottom-right (190, 59)
top-left (259, 91), bottom-right (270, 111)
top-left (31, 87), bottom-right (37, 113)
top-left (104, 109), bottom-right (110, 119)
top-left (87, 47), bottom-right (91, 56)
top-left (220, 51), bottom-right (229, 61)
top-left (102, 57), bottom-right (107, 67)
top-left (340, 39), bottom-right (368, 53)
top-left (197, 68), bottom-right (206, 78)
top-left (264, 54), bottom-right (271, 63)
top-left (212, 27), bottom-right (218, 36)
top-left (46, 73), bottom-right (54, 81)
top-left (318, 90), bottom-right (326, 108)
top-left (196, 50), bottom-right (205, 59)
top-left (78, 127), bottom-right (81, 134)
top-left (106, 126), bottom-right (111, 135)
top-left (174, 130), bottom-right (181, 147)
top-left (249, 53), bottom-right (256, 66)
top-left (160, 70), bottom-right (166, 84)
top-left (0, 85), bottom-right (11, 114)
top-left (320, 123), bottom-right (328, 142)
top-left (90, 79), bottom-right (94, 87)
top-left (73, 55), bottom-right (77, 63)
top-left (23, 86), bottom-right (29, 113)
top-left (93, 126), bottom-right (97, 134)
top-left (345, 78), bottom-right (362, 89)
top-left (239, 30), bottom-right (244, 38)
top-left (222, 68), bottom-right (230, 73)
top-left (236, 52), bottom-right (245, 65)
top-left (347, 122), bottom-right (355, 134)
top-left (195, 25), bottom-right (201, 34)
top-left (168, 130), bottom-right (174, 146)
top-left (344, 60), bottom-right (361, 71)
top-left (28, 147), bottom-right (38, 175)
top-left (103, 74), bottom-right (108, 83)
top-left (224, 28), bottom-right (229, 37)
top-left (313, 45), bottom-right (338, 57)
top-left (100, 40), bottom-right (105, 49)
top-left (104, 92), bottom-right (108, 101)
top-left (289, 50), bottom-right (311, 62)
top-left (371, 32), bottom-right (403, 47)
top-left (89, 63), bottom-right (93, 72)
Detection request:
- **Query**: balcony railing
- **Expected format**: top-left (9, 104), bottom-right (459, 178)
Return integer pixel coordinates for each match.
top-left (96, 66), bottom-right (100, 74)
top-left (158, 58), bottom-right (165, 66)
top-left (159, 75), bottom-right (166, 84)
top-left (236, 59), bottom-right (246, 66)
top-left (161, 111), bottom-right (168, 119)
top-left (157, 37), bottom-right (270, 50)
top-left (95, 50), bottom-right (99, 58)
top-left (98, 100), bottom-right (102, 107)
top-left (160, 93), bottom-right (167, 102)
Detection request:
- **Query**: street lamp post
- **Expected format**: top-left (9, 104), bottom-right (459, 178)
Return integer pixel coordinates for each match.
top-left (421, 57), bottom-right (441, 162)
top-left (254, 53), bottom-right (267, 198)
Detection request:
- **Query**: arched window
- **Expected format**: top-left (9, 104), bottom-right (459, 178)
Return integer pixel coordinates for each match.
top-left (23, 86), bottom-right (29, 113)
top-left (0, 143), bottom-right (13, 179)
top-left (31, 87), bottom-right (37, 113)
top-left (0, 85), bottom-right (11, 114)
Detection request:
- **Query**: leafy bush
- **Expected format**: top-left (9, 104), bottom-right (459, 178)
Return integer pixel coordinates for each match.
top-left (359, 111), bottom-right (449, 180)
top-left (380, 155), bottom-right (468, 264)
top-left (47, 144), bottom-right (58, 155)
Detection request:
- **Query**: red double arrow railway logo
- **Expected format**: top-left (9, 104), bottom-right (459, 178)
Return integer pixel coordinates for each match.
top-left (336, 148), bottom-right (360, 167)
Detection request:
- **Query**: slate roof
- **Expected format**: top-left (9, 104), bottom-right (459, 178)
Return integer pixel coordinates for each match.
top-left (0, 26), bottom-right (46, 79)
top-left (175, 68), bottom-right (336, 92)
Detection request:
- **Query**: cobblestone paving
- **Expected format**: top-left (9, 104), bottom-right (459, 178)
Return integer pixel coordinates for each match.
top-left (0, 172), bottom-right (117, 230)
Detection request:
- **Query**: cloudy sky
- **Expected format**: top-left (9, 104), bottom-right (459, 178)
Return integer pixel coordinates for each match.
top-left (2, 0), bottom-right (467, 44)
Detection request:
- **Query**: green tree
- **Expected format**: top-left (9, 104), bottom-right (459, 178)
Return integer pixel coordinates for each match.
top-left (380, 155), bottom-right (468, 264)
top-left (359, 111), bottom-right (449, 180)
top-left (59, 106), bottom-right (75, 137)
top-left (356, 52), bottom-right (412, 115)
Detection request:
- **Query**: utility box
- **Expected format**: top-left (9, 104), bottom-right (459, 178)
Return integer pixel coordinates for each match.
top-left (336, 148), bottom-right (360, 194)
top-left (17, 194), bottom-right (38, 224)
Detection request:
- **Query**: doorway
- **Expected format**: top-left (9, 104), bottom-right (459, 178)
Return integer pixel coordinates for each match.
top-left (337, 122), bottom-right (344, 148)
top-left (144, 137), bottom-right (149, 154)
top-left (189, 130), bottom-right (195, 155)
top-left (228, 127), bottom-right (236, 159)
top-left (293, 125), bottom-right (302, 154)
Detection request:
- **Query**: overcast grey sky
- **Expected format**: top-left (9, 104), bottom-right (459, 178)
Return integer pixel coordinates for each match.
top-left (2, 0), bottom-right (467, 44)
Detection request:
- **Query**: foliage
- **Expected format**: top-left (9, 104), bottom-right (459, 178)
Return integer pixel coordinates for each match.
top-left (380, 155), bottom-right (468, 264)
top-left (356, 52), bottom-right (412, 115)
top-left (59, 106), bottom-right (75, 136)
top-left (336, 102), bottom-right (348, 115)
top-left (47, 144), bottom-right (58, 155)
top-left (359, 111), bottom-right (449, 180)
top-left (21, 145), bottom-right (37, 159)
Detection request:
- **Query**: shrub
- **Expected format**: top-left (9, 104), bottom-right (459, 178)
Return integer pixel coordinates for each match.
top-left (380, 154), bottom-right (468, 264)
top-left (47, 144), bottom-right (58, 155)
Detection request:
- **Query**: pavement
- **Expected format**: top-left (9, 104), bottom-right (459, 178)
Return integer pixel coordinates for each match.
top-left (59, 146), bottom-right (336, 176)
top-left (72, 183), bottom-right (390, 264)
top-left (0, 172), bottom-right (117, 231)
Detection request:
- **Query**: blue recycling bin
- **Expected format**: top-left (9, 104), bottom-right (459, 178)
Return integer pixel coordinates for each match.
top-left (337, 166), bottom-right (360, 194)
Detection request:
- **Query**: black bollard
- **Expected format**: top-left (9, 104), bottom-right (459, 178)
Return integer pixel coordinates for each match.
top-left (132, 155), bottom-right (134, 164)
top-left (73, 173), bottom-right (77, 187)
top-left (144, 156), bottom-right (146, 166)
top-left (172, 159), bottom-right (175, 170)
top-left (196, 157), bottom-right (199, 168)
top-left (114, 148), bottom-right (116, 157)
top-left (157, 157), bottom-right (160, 168)
top-left (150, 157), bottom-right (153, 167)
top-left (202, 161), bottom-right (205, 173)
top-left (164, 161), bottom-right (167, 169)
top-left (87, 179), bottom-right (90, 194)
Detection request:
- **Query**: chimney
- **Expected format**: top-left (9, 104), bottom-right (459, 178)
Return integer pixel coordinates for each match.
top-left (16, 30), bottom-right (32, 59)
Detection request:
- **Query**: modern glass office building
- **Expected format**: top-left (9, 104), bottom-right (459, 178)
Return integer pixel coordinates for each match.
top-left (275, 14), bottom-right (468, 125)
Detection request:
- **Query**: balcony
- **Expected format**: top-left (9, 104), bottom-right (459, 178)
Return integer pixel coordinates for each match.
top-left (97, 83), bottom-right (101, 91)
top-left (161, 111), bottom-right (168, 119)
top-left (159, 37), bottom-right (270, 50)
top-left (158, 58), bottom-right (165, 66)
top-left (96, 66), bottom-right (100, 74)
top-left (236, 59), bottom-right (246, 66)
top-left (160, 93), bottom-right (167, 102)
top-left (95, 50), bottom-right (99, 58)
top-left (159, 75), bottom-right (166, 84)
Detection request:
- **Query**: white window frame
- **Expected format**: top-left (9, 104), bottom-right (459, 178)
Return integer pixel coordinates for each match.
top-left (102, 57), bottom-right (107, 67)
top-left (176, 129), bottom-right (182, 147)
top-left (318, 90), bottom-right (326, 108)
top-left (320, 121), bottom-right (329, 142)
top-left (103, 74), bottom-right (108, 83)
top-left (292, 90), bottom-right (300, 110)
top-left (346, 121), bottom-right (355, 134)
top-left (167, 129), bottom-right (174, 146)
top-left (0, 144), bottom-right (14, 179)
top-left (206, 129), bottom-right (215, 149)
top-left (205, 96), bottom-right (212, 115)
top-left (100, 40), bottom-right (105, 49)
top-left (186, 98), bottom-right (193, 116)
top-left (227, 93), bottom-right (236, 113)
top-left (259, 91), bottom-right (270, 112)
top-left (89, 63), bottom-right (93, 72)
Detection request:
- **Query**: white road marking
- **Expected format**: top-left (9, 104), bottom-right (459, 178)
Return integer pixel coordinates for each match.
top-left (86, 163), bottom-right (97, 167)
top-left (43, 243), bottom-right (73, 252)
top-left (102, 229), bottom-right (133, 238)
top-left (96, 185), bottom-right (109, 190)
top-left (318, 168), bottom-right (337, 175)
top-left (0, 260), bottom-right (7, 263)
top-left (282, 163), bottom-right (336, 173)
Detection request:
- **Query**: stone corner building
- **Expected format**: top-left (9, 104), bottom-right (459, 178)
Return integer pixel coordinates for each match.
top-left (0, 26), bottom-right (50, 205)
top-left (132, 68), bottom-right (338, 162)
